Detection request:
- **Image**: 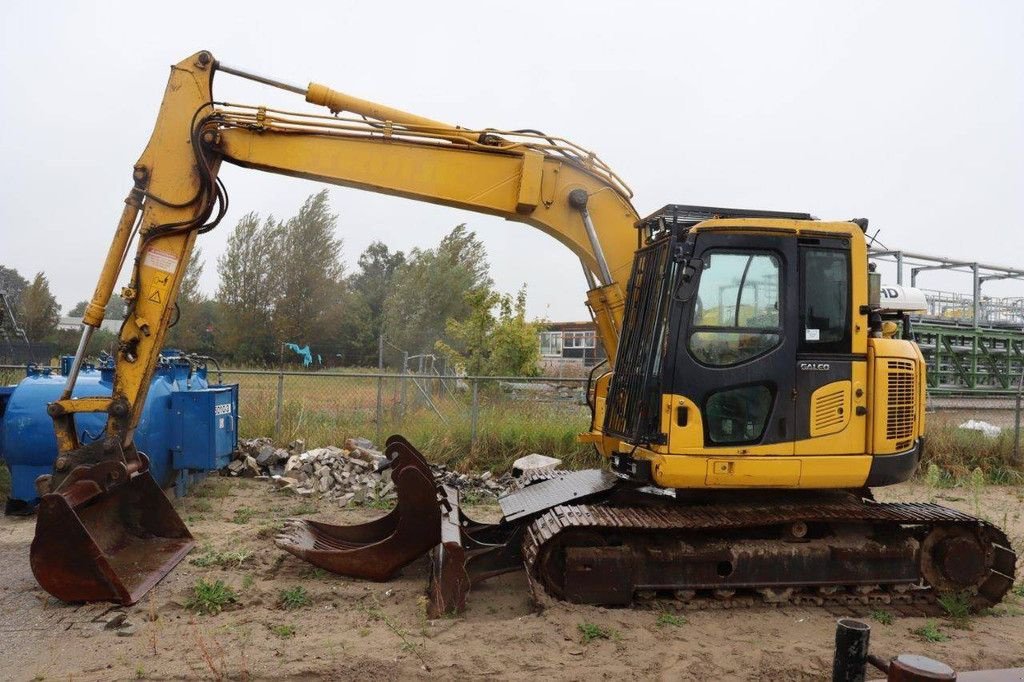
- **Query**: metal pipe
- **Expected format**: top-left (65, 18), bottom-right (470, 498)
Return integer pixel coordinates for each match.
top-left (59, 325), bottom-right (95, 400)
top-left (216, 62), bottom-right (307, 96)
top-left (972, 263), bottom-right (981, 329)
top-left (568, 189), bottom-right (612, 286)
top-left (832, 618), bottom-right (870, 682)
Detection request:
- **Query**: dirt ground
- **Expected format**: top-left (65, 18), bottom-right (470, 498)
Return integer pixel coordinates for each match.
top-left (1, 479), bottom-right (1022, 682)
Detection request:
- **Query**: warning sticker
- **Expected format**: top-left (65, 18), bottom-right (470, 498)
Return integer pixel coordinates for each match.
top-left (143, 248), bottom-right (179, 273)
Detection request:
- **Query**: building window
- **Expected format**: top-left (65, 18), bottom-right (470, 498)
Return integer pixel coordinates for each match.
top-left (563, 331), bottom-right (596, 349)
top-left (538, 331), bottom-right (563, 357)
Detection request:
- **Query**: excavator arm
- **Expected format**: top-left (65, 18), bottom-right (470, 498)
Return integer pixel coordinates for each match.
top-left (31, 51), bottom-right (638, 604)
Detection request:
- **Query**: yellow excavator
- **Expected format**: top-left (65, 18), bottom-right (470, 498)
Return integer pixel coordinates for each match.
top-left (31, 51), bottom-right (1015, 616)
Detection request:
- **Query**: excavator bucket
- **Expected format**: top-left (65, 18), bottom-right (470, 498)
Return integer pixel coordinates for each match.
top-left (30, 455), bottom-right (194, 605)
top-left (276, 436), bottom-right (523, 617)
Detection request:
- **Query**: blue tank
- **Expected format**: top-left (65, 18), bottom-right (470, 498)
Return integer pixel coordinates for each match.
top-left (0, 353), bottom-right (238, 511)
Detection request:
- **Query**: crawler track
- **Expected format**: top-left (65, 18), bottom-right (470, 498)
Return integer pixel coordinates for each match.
top-left (522, 496), bottom-right (1017, 613)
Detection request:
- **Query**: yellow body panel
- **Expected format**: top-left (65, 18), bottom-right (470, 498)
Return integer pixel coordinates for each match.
top-left (640, 449), bottom-right (873, 489)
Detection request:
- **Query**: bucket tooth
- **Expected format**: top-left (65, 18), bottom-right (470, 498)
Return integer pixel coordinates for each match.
top-left (30, 455), bottom-right (194, 605)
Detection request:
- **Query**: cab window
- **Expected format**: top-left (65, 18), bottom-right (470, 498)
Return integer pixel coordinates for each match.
top-left (688, 251), bottom-right (782, 366)
top-left (800, 248), bottom-right (850, 352)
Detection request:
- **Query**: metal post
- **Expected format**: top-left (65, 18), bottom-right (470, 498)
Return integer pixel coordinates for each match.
top-left (375, 334), bottom-right (384, 446)
top-left (832, 618), bottom-right (870, 682)
top-left (470, 379), bottom-right (479, 450)
top-left (1014, 391), bottom-right (1021, 467)
top-left (400, 351), bottom-right (409, 420)
top-left (895, 251), bottom-right (904, 286)
top-left (274, 342), bottom-right (284, 441)
top-left (972, 263), bottom-right (981, 329)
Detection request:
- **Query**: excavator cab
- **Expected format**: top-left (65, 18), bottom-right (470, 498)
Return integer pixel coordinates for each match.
top-left (598, 204), bottom-right (923, 492)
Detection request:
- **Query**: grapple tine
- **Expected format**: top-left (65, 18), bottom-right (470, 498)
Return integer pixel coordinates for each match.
top-left (427, 486), bottom-right (471, 618)
top-left (30, 456), bottom-right (194, 605)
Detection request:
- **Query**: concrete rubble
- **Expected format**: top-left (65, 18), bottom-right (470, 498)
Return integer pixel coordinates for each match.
top-left (229, 437), bottom-right (515, 506)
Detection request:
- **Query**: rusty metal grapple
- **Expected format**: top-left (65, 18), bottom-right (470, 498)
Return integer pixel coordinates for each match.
top-left (274, 436), bottom-right (1017, 617)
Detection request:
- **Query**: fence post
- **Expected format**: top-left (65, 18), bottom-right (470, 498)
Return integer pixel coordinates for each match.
top-left (400, 351), bottom-right (409, 421)
top-left (376, 334), bottom-right (384, 446)
top-left (470, 378), bottom-right (479, 451)
top-left (274, 342), bottom-right (284, 442)
top-left (1014, 391), bottom-right (1022, 466)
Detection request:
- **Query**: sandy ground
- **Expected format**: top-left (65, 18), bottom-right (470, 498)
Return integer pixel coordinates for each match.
top-left (1, 478), bottom-right (1022, 682)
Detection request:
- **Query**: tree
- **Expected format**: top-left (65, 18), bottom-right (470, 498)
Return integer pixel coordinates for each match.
top-left (166, 247), bottom-right (214, 351)
top-left (436, 286), bottom-right (540, 376)
top-left (342, 241), bottom-right (405, 363)
top-left (273, 190), bottom-right (346, 350)
top-left (21, 272), bottom-right (60, 341)
top-left (217, 212), bottom-right (283, 361)
top-left (69, 296), bottom-right (126, 319)
top-left (383, 224), bottom-right (493, 354)
top-left (0, 265), bottom-right (29, 311)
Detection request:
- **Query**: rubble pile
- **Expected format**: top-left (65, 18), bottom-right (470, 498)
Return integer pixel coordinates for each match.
top-left (229, 437), bottom-right (514, 506)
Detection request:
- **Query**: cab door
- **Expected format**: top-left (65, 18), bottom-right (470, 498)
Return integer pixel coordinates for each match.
top-left (668, 231), bottom-right (799, 454)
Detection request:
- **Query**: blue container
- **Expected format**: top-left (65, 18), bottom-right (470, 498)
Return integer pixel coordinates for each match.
top-left (0, 354), bottom-right (238, 509)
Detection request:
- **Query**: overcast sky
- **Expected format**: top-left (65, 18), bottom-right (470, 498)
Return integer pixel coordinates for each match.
top-left (2, 1), bottom-right (1021, 321)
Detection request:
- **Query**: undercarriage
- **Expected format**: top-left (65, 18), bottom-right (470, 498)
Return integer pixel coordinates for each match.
top-left (275, 437), bottom-right (1017, 617)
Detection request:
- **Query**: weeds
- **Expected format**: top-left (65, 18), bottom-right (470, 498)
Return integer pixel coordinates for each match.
top-left (292, 500), bottom-right (319, 516)
top-left (231, 507), bottom-right (256, 524)
top-left (938, 591), bottom-right (973, 629)
top-left (135, 664), bottom-right (146, 679)
top-left (270, 624), bottom-right (296, 639)
top-left (278, 586), bottom-right (312, 610)
top-left (578, 622), bottom-right (615, 644)
top-left (364, 597), bottom-right (431, 671)
top-left (920, 420), bottom-right (1024, 481)
top-left (656, 612), bottom-right (686, 627)
top-left (870, 609), bottom-right (894, 626)
top-left (256, 521), bottom-right (286, 540)
top-left (190, 547), bottom-right (252, 569)
top-left (184, 579), bottom-right (238, 616)
top-left (242, 574), bottom-right (255, 589)
top-left (912, 620), bottom-right (950, 643)
top-left (193, 479), bottom-right (233, 499)
top-left (1013, 583), bottom-right (1024, 598)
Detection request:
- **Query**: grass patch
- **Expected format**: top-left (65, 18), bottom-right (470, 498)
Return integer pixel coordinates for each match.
top-left (656, 612), bottom-right (687, 628)
top-left (292, 500), bottom-right (319, 516)
top-left (193, 478), bottom-right (233, 499)
top-left (938, 591), bottom-right (973, 629)
top-left (0, 463), bottom-right (10, 501)
top-left (256, 521), bottom-right (286, 540)
top-left (231, 507), bottom-right (256, 524)
top-left (278, 585), bottom-right (312, 610)
top-left (870, 609), bottom-right (894, 626)
top-left (578, 621), bottom-right (615, 644)
top-left (184, 579), bottom-right (238, 615)
top-left (912, 620), bottom-right (950, 643)
top-left (270, 624), bottom-right (296, 639)
top-left (189, 547), bottom-right (252, 569)
top-left (921, 420), bottom-right (1024, 482)
top-left (242, 574), bottom-right (255, 589)
top-left (1013, 583), bottom-right (1024, 598)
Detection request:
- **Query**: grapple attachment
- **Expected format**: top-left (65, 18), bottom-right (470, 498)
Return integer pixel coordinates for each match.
top-left (275, 436), bottom-right (443, 579)
top-left (30, 454), bottom-right (194, 605)
top-left (276, 436), bottom-right (522, 617)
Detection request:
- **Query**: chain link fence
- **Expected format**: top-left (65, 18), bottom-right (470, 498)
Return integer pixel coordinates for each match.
top-left (217, 368), bottom-right (594, 468)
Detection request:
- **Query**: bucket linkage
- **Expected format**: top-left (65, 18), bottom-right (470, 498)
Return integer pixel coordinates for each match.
top-left (275, 435), bottom-right (522, 617)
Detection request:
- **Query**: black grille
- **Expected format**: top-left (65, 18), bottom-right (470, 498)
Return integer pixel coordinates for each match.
top-left (603, 237), bottom-right (675, 443)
